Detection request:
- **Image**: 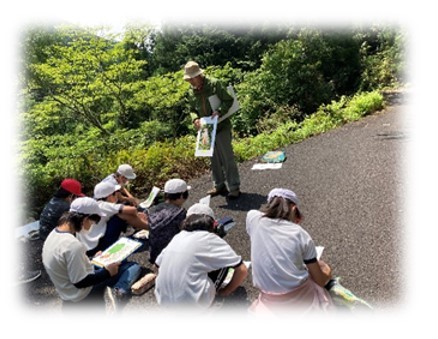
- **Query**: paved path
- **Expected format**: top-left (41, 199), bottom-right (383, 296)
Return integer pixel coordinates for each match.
top-left (20, 93), bottom-right (409, 313)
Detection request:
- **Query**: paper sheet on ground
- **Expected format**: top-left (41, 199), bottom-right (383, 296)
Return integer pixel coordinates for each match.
top-left (251, 163), bottom-right (283, 170)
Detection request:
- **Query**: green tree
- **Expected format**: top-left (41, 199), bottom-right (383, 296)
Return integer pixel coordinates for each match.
top-left (355, 25), bottom-right (406, 90)
top-left (27, 26), bottom-right (147, 134)
top-left (148, 23), bottom-right (290, 75)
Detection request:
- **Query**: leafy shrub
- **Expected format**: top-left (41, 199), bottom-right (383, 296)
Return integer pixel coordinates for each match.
top-left (231, 28), bottom-right (364, 137)
top-left (358, 27), bottom-right (406, 91)
top-left (233, 90), bottom-right (384, 162)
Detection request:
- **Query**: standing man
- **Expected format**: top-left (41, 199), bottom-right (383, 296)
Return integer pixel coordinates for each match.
top-left (184, 61), bottom-right (241, 199)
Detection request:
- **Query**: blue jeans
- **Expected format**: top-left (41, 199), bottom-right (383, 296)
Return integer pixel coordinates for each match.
top-left (107, 261), bottom-right (142, 293)
top-left (88, 261), bottom-right (141, 299)
top-left (62, 261), bottom-right (142, 311)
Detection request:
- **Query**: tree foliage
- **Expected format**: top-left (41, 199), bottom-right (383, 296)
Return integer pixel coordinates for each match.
top-left (148, 23), bottom-right (290, 75)
top-left (26, 26), bottom-right (148, 135)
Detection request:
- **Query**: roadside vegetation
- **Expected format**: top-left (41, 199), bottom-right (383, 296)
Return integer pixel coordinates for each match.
top-left (20, 23), bottom-right (406, 220)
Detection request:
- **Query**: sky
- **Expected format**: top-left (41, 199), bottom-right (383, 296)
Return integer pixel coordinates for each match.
top-left (1, 0), bottom-right (437, 337)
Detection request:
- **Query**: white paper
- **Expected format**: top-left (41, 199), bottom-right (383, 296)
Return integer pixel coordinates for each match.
top-left (199, 195), bottom-right (211, 206)
top-left (139, 186), bottom-right (160, 209)
top-left (195, 116), bottom-right (218, 157)
top-left (208, 94), bottom-right (221, 111)
top-left (251, 163), bottom-right (283, 170)
top-left (316, 246), bottom-right (324, 260)
top-left (208, 85), bottom-right (240, 123)
top-left (133, 229), bottom-right (150, 240)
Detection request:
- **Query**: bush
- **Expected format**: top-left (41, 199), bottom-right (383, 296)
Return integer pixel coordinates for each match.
top-left (358, 27), bottom-right (406, 91)
top-left (233, 90), bottom-right (384, 162)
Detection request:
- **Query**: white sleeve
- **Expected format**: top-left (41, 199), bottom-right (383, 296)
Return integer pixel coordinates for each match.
top-left (301, 229), bottom-right (317, 262)
top-left (245, 210), bottom-right (260, 237)
top-left (199, 234), bottom-right (242, 272)
top-left (66, 241), bottom-right (94, 284)
top-left (98, 201), bottom-right (123, 218)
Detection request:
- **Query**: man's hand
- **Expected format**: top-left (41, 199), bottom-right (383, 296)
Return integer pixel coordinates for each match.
top-left (193, 118), bottom-right (201, 130)
top-left (211, 111), bottom-right (220, 118)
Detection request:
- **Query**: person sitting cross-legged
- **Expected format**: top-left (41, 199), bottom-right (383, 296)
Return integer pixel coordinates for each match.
top-left (147, 178), bottom-right (191, 266)
top-left (76, 181), bottom-right (149, 258)
top-left (42, 197), bottom-right (141, 312)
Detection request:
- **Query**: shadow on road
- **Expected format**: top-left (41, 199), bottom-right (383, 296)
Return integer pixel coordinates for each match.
top-left (219, 192), bottom-right (267, 212)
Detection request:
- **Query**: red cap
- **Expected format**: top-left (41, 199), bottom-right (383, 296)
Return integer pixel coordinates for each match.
top-left (61, 178), bottom-right (85, 197)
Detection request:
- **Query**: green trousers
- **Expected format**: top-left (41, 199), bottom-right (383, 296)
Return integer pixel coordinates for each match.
top-left (211, 126), bottom-right (240, 192)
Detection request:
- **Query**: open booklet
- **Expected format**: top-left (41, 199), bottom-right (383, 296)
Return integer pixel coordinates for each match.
top-left (91, 237), bottom-right (142, 267)
top-left (139, 186), bottom-right (161, 209)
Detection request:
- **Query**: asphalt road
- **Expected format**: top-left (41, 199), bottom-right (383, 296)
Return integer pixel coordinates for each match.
top-left (19, 92), bottom-right (408, 314)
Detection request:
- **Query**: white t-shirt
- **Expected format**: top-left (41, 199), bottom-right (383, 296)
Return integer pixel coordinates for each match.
top-left (246, 210), bottom-right (317, 294)
top-left (76, 200), bottom-right (123, 250)
top-left (154, 230), bottom-right (242, 308)
top-left (42, 229), bottom-right (94, 302)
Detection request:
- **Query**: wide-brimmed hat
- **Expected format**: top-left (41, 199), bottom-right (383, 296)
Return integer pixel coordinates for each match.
top-left (183, 61), bottom-right (204, 80)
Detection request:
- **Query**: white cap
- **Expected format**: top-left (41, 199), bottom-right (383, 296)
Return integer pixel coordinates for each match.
top-left (94, 181), bottom-right (121, 199)
top-left (187, 203), bottom-right (215, 219)
top-left (164, 178), bottom-right (191, 194)
top-left (117, 164), bottom-right (136, 180)
top-left (70, 197), bottom-right (104, 216)
top-left (267, 188), bottom-right (300, 211)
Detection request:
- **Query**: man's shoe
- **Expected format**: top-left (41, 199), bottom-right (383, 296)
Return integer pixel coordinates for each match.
top-left (227, 190), bottom-right (241, 199)
top-left (207, 187), bottom-right (228, 197)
